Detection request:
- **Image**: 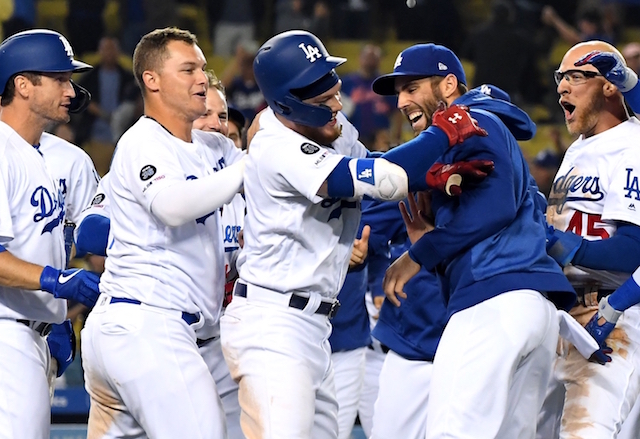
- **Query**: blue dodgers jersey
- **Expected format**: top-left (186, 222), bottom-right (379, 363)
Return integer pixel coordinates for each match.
top-left (373, 239), bottom-right (447, 362)
top-left (409, 93), bottom-right (576, 316)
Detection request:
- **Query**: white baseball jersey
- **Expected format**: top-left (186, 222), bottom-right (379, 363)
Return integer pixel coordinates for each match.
top-left (0, 121), bottom-right (66, 323)
top-left (237, 109), bottom-right (367, 299)
top-left (221, 193), bottom-right (245, 288)
top-left (547, 117), bottom-right (640, 288)
top-left (99, 117), bottom-right (232, 323)
top-left (38, 132), bottom-right (100, 225)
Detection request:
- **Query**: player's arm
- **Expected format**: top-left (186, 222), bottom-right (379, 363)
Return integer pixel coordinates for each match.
top-left (150, 157), bottom-right (245, 227)
top-left (583, 266), bottom-right (640, 362)
top-left (546, 222), bottom-right (640, 272)
top-left (322, 104), bottom-right (488, 199)
top-left (0, 247), bottom-right (100, 308)
top-left (575, 50), bottom-right (640, 113)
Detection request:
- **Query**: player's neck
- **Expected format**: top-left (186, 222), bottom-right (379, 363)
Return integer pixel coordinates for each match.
top-left (144, 102), bottom-right (193, 143)
top-left (0, 106), bottom-right (47, 146)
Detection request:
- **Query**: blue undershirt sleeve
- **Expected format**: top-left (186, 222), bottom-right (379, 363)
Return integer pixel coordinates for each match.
top-left (623, 82), bottom-right (640, 114)
top-left (381, 127), bottom-right (449, 192)
top-left (326, 157), bottom-right (355, 198)
top-left (75, 214), bottom-right (111, 257)
top-left (0, 244), bottom-right (5, 252)
top-left (572, 222), bottom-right (640, 273)
top-left (608, 272), bottom-right (640, 312)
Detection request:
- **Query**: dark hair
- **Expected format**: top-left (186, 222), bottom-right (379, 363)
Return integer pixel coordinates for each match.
top-left (1, 72), bottom-right (42, 107)
top-left (132, 27), bottom-right (198, 95)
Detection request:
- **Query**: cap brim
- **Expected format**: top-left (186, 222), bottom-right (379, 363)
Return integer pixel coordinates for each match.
top-left (228, 107), bottom-right (246, 128)
top-left (326, 56), bottom-right (347, 69)
top-left (71, 59), bottom-right (93, 72)
top-left (372, 72), bottom-right (428, 95)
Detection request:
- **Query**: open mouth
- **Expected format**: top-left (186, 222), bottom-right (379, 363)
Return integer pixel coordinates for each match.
top-left (407, 110), bottom-right (424, 126)
top-left (195, 90), bottom-right (206, 98)
top-left (560, 101), bottom-right (576, 119)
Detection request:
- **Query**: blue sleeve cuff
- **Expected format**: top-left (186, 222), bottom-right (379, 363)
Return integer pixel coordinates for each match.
top-left (0, 244), bottom-right (5, 252)
top-left (608, 275), bottom-right (640, 312)
top-left (408, 235), bottom-right (441, 270)
top-left (75, 214), bottom-right (111, 257)
top-left (326, 157), bottom-right (355, 198)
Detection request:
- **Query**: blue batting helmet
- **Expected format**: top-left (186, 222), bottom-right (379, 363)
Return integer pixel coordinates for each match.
top-left (0, 29), bottom-right (92, 96)
top-left (253, 30), bottom-right (346, 127)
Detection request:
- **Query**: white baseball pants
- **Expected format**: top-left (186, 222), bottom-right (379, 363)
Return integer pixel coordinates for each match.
top-left (332, 347), bottom-right (366, 439)
top-left (82, 299), bottom-right (227, 439)
top-left (426, 289), bottom-right (558, 439)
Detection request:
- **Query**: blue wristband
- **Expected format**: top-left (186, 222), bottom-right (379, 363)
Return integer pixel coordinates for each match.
top-left (608, 275), bottom-right (640, 312)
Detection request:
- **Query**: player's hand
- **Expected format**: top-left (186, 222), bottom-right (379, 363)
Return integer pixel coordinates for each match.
top-left (399, 192), bottom-right (434, 244)
top-left (46, 320), bottom-right (76, 377)
top-left (40, 266), bottom-right (101, 308)
top-left (431, 103), bottom-right (488, 147)
top-left (350, 225), bottom-right (371, 268)
top-left (584, 296), bottom-right (622, 364)
top-left (426, 160), bottom-right (494, 196)
top-left (546, 225), bottom-right (583, 267)
top-left (574, 50), bottom-right (639, 92)
top-left (383, 251), bottom-right (420, 307)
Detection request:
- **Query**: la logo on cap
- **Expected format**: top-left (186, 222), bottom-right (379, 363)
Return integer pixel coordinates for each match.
top-left (438, 62), bottom-right (448, 71)
top-left (394, 54), bottom-right (403, 69)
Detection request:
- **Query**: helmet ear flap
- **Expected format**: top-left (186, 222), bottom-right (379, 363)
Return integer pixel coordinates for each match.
top-left (69, 81), bottom-right (91, 113)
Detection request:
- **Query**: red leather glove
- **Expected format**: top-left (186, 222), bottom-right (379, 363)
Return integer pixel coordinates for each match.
top-left (426, 160), bottom-right (495, 196)
top-left (432, 103), bottom-right (488, 147)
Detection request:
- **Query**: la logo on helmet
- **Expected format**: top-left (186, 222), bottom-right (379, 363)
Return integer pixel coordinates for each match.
top-left (59, 36), bottom-right (74, 58)
top-left (299, 43), bottom-right (322, 63)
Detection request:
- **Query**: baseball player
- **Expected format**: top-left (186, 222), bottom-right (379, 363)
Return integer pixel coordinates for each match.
top-left (80, 28), bottom-right (245, 439)
top-left (75, 72), bottom-right (247, 438)
top-left (378, 43), bottom-right (576, 439)
top-left (0, 29), bottom-right (101, 439)
top-left (219, 30), bottom-right (487, 439)
top-left (535, 41), bottom-right (640, 438)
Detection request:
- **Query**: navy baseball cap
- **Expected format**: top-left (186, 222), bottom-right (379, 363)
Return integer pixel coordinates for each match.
top-left (473, 84), bottom-right (511, 102)
top-left (372, 43), bottom-right (466, 96)
top-left (228, 106), bottom-right (246, 129)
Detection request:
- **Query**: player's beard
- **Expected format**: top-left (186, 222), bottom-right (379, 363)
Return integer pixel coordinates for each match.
top-left (411, 83), bottom-right (444, 135)
top-left (297, 121), bottom-right (342, 146)
top-left (566, 91), bottom-right (605, 137)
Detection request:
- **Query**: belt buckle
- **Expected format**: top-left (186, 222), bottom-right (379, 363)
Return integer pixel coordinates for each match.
top-left (328, 300), bottom-right (341, 319)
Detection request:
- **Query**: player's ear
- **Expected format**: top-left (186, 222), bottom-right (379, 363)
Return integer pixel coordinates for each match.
top-left (603, 82), bottom-right (617, 97)
top-left (441, 74), bottom-right (458, 100)
top-left (142, 70), bottom-right (160, 93)
top-left (13, 75), bottom-right (31, 98)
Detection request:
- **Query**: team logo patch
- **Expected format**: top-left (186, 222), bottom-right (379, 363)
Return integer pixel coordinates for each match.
top-left (91, 194), bottom-right (105, 205)
top-left (301, 143), bottom-right (320, 155)
top-left (140, 165), bottom-right (157, 181)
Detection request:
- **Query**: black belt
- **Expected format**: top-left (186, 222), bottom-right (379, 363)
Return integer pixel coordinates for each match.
top-left (234, 283), bottom-right (341, 318)
top-left (109, 297), bottom-right (200, 325)
top-left (17, 319), bottom-right (52, 337)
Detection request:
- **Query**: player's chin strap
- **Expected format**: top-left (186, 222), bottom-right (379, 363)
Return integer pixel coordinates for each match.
top-left (69, 81), bottom-right (91, 114)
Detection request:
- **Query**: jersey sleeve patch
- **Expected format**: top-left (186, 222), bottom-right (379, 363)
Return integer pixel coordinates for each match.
top-left (301, 143), bottom-right (320, 155)
top-left (140, 165), bottom-right (157, 181)
top-left (91, 193), bottom-right (105, 205)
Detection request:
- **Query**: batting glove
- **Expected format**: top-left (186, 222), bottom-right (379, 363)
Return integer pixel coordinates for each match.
top-left (574, 50), bottom-right (639, 92)
top-left (546, 225), bottom-right (583, 267)
top-left (431, 103), bottom-right (488, 147)
top-left (47, 320), bottom-right (76, 377)
top-left (40, 266), bottom-right (101, 308)
top-left (584, 296), bottom-right (621, 364)
top-left (426, 160), bottom-right (495, 196)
